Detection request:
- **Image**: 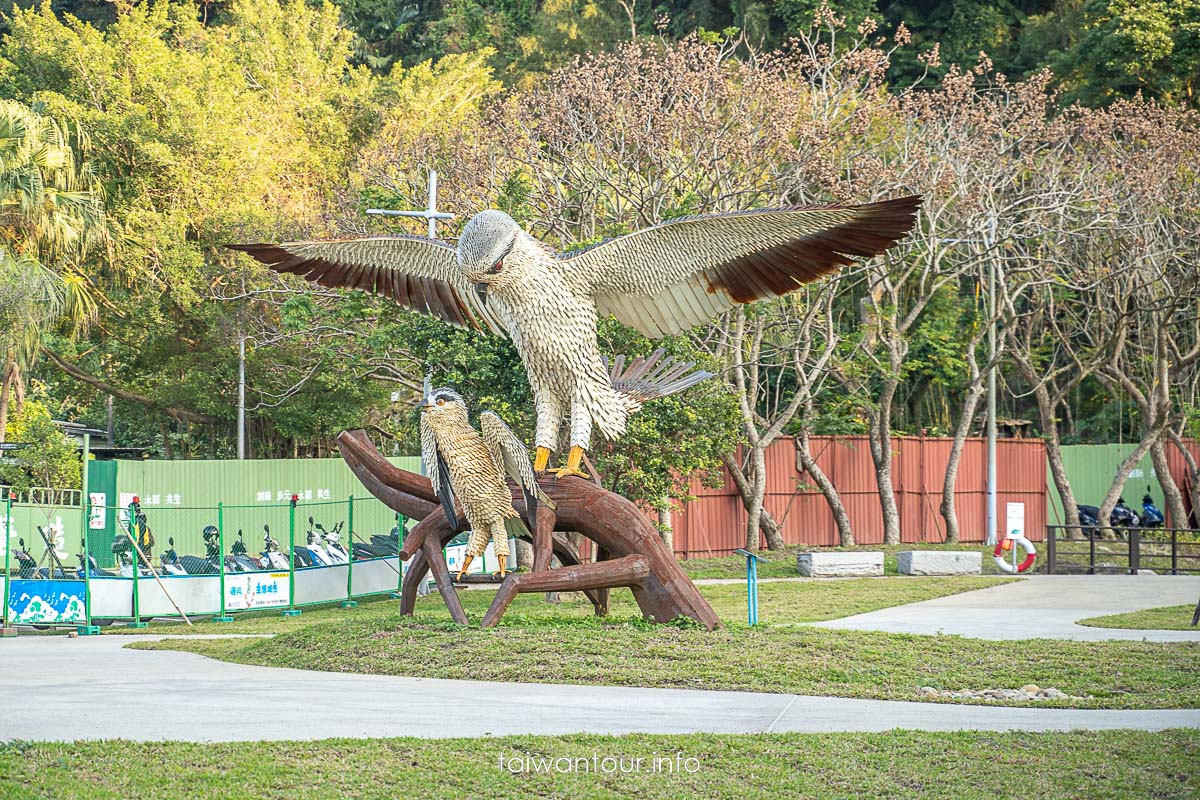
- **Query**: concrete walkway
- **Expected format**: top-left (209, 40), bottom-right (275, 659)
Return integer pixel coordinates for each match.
top-left (0, 635), bottom-right (1197, 742)
top-left (811, 574), bottom-right (1200, 641)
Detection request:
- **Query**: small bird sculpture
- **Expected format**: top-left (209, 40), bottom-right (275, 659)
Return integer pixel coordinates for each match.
top-left (231, 196), bottom-right (920, 477)
top-left (420, 387), bottom-right (555, 579)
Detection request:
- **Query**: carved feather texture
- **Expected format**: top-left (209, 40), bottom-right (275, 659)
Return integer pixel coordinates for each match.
top-left (559, 196), bottom-right (922, 337)
top-left (423, 393), bottom-right (532, 561)
top-left (226, 237), bottom-right (506, 335)
top-left (230, 195), bottom-right (919, 452)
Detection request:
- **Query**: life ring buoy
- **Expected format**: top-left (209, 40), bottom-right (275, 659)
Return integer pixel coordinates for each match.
top-left (994, 536), bottom-right (1037, 573)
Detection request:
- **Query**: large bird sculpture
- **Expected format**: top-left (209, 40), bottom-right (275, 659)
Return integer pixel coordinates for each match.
top-left (230, 196), bottom-right (921, 477)
top-left (420, 387), bottom-right (554, 579)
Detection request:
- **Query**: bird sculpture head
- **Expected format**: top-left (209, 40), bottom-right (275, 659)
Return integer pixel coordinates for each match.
top-left (457, 210), bottom-right (536, 303)
top-left (421, 386), bottom-right (469, 427)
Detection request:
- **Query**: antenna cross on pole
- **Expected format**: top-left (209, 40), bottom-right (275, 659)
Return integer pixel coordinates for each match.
top-left (365, 170), bottom-right (455, 239)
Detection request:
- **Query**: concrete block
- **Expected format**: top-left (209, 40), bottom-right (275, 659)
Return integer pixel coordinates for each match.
top-left (797, 551), bottom-right (883, 577)
top-left (897, 550), bottom-right (981, 576)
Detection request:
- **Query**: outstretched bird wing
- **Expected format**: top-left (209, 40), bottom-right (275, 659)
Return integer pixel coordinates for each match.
top-left (420, 415), bottom-right (460, 530)
top-left (479, 412), bottom-right (557, 524)
top-left (227, 237), bottom-right (506, 335)
top-left (557, 196), bottom-right (922, 338)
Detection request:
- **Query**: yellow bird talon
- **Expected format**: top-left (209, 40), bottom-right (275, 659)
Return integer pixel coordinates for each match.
top-left (455, 555), bottom-right (475, 581)
top-left (550, 446), bottom-right (588, 480)
top-left (533, 446), bottom-right (551, 474)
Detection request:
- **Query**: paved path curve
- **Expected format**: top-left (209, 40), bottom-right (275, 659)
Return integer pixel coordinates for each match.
top-left (810, 574), bottom-right (1200, 641)
top-left (1, 635), bottom-right (1196, 742)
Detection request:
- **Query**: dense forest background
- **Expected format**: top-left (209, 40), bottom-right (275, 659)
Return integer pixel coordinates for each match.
top-left (1, 0), bottom-right (1198, 545)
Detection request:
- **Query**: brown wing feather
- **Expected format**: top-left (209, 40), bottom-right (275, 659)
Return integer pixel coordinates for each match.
top-left (226, 237), bottom-right (504, 335)
top-left (559, 196), bottom-right (921, 337)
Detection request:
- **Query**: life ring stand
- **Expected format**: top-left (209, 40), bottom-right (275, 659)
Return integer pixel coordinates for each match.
top-left (994, 536), bottom-right (1037, 573)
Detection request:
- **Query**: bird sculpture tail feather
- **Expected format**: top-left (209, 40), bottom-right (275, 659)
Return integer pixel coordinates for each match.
top-left (605, 348), bottom-right (713, 411)
top-left (504, 516), bottom-right (531, 542)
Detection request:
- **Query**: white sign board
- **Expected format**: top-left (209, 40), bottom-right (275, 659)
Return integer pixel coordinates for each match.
top-left (1006, 502), bottom-right (1025, 539)
top-left (89, 493), bottom-right (107, 530)
top-left (225, 572), bottom-right (290, 610)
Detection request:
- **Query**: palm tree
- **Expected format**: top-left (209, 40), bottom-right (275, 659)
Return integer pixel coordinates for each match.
top-left (0, 99), bottom-right (106, 442)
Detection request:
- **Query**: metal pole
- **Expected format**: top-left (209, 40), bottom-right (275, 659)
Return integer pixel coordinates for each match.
top-left (2, 492), bottom-right (12, 633)
top-left (128, 500), bottom-right (144, 627)
top-left (427, 171), bottom-right (438, 239)
top-left (80, 434), bottom-right (95, 632)
top-left (214, 503), bottom-right (232, 622)
top-left (342, 496), bottom-right (357, 608)
top-left (985, 215), bottom-right (998, 546)
top-left (237, 335), bottom-right (246, 461)
top-left (283, 496), bottom-right (300, 616)
top-left (391, 510), bottom-right (404, 599)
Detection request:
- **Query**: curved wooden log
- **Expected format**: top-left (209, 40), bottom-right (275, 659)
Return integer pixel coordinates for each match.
top-left (338, 429), bottom-right (719, 630)
top-left (396, 511), bottom-right (606, 616)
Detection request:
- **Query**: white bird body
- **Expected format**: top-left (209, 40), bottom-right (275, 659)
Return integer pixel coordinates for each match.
top-left (480, 232), bottom-right (629, 449)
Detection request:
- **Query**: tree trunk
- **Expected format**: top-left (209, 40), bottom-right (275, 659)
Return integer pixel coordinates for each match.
top-left (796, 430), bottom-right (854, 546)
top-left (722, 452), bottom-right (785, 550)
top-left (866, 392), bottom-right (900, 545)
top-left (657, 503), bottom-right (674, 555)
top-left (1150, 439), bottom-right (1187, 529)
top-left (941, 381), bottom-right (986, 544)
top-left (1029, 381), bottom-right (1081, 529)
top-left (1096, 432), bottom-right (1160, 539)
top-left (0, 350), bottom-right (13, 444)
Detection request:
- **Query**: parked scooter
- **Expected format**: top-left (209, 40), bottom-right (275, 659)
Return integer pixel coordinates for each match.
top-left (74, 538), bottom-right (114, 578)
top-left (1141, 487), bottom-right (1165, 528)
top-left (229, 531), bottom-right (266, 572)
top-left (12, 538), bottom-right (38, 578)
top-left (1112, 497), bottom-right (1140, 529)
top-left (369, 526), bottom-right (401, 557)
top-left (260, 525), bottom-right (291, 570)
top-left (1076, 498), bottom-right (1141, 539)
top-left (300, 517), bottom-right (332, 566)
top-left (160, 537), bottom-right (188, 575)
top-left (314, 521), bottom-right (349, 564)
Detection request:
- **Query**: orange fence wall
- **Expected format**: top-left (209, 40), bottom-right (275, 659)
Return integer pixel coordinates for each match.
top-left (666, 435), bottom-right (1048, 559)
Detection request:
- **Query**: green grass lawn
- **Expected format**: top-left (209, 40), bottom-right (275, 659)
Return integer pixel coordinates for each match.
top-left (102, 575), bottom-right (1010, 635)
top-left (1078, 604), bottom-right (1200, 631)
top-left (680, 542), bottom-right (1027, 579)
top-left (127, 577), bottom-right (1200, 709)
top-left (2, 731), bottom-right (1197, 800)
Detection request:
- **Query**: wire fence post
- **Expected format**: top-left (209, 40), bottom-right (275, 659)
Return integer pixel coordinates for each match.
top-left (342, 495), bottom-right (357, 608)
top-left (126, 499), bottom-right (147, 628)
top-left (282, 495), bottom-right (301, 617)
top-left (213, 502), bottom-right (233, 622)
top-left (2, 492), bottom-right (13, 635)
top-left (78, 496), bottom-right (98, 634)
top-left (390, 510), bottom-right (404, 599)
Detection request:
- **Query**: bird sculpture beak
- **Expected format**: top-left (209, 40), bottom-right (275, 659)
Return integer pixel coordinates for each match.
top-left (474, 283), bottom-right (488, 304)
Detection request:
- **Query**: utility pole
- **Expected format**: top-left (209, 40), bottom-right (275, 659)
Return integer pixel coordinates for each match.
top-left (985, 212), bottom-right (999, 546)
top-left (237, 334), bottom-right (246, 460)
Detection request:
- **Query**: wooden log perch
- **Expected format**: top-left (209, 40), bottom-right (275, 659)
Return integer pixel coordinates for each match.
top-left (337, 430), bottom-right (719, 630)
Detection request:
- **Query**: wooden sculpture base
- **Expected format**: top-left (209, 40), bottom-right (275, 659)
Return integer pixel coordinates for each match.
top-left (338, 430), bottom-right (719, 630)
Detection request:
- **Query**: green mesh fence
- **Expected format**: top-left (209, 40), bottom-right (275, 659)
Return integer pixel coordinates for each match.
top-left (0, 495), bottom-right (413, 628)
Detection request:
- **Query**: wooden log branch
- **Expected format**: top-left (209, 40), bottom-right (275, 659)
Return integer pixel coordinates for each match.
top-left (338, 430), bottom-right (719, 630)
top-left (481, 555), bottom-right (650, 628)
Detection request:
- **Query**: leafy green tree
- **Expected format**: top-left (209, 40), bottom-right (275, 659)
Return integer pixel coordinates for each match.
top-left (0, 98), bottom-right (105, 443)
top-left (0, 399), bottom-right (80, 492)
top-left (1053, 0), bottom-right (1200, 107)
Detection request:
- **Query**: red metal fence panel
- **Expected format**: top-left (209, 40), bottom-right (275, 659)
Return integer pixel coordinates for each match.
top-left (668, 435), bottom-right (1048, 559)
